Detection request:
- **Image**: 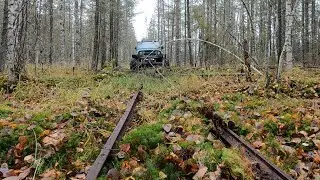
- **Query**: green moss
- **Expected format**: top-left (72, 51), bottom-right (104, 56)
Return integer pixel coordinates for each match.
top-left (214, 103), bottom-right (221, 111)
top-left (178, 141), bottom-right (195, 149)
top-left (0, 107), bottom-right (13, 118)
top-left (66, 132), bottom-right (83, 149)
top-left (159, 99), bottom-right (182, 119)
top-left (0, 128), bottom-right (19, 164)
top-left (197, 142), bottom-right (220, 171)
top-left (38, 149), bottom-right (69, 174)
top-left (244, 99), bottom-right (266, 110)
top-left (162, 162), bottom-right (184, 180)
top-left (265, 135), bottom-right (281, 150)
top-left (264, 120), bottom-right (279, 136)
top-left (222, 93), bottom-right (244, 102)
top-left (145, 159), bottom-right (160, 179)
top-left (122, 122), bottom-right (164, 150)
top-left (221, 148), bottom-right (249, 179)
top-left (281, 155), bottom-right (298, 172)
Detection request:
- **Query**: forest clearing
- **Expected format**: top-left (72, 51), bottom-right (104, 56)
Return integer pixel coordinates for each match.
top-left (1, 0), bottom-right (320, 179)
top-left (0, 67), bottom-right (319, 179)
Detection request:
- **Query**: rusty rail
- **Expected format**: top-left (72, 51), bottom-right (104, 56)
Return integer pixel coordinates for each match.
top-left (211, 114), bottom-right (293, 180)
top-left (86, 91), bottom-right (142, 180)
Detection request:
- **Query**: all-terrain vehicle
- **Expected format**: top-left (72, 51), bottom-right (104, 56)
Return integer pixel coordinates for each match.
top-left (130, 40), bottom-right (169, 71)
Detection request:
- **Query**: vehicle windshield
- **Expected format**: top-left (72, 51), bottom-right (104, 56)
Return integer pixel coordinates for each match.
top-left (136, 41), bottom-right (162, 52)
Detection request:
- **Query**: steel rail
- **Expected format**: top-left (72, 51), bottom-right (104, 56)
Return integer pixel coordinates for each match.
top-left (211, 114), bottom-right (293, 180)
top-left (86, 91), bottom-right (142, 180)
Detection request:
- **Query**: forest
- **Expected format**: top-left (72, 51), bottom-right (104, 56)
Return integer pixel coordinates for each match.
top-left (0, 0), bottom-right (320, 179)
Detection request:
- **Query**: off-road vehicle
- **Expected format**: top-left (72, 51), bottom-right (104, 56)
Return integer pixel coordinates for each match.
top-left (130, 40), bottom-right (169, 71)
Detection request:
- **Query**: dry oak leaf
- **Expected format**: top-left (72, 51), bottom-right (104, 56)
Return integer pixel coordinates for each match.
top-left (40, 169), bottom-right (62, 180)
top-left (23, 155), bottom-right (34, 164)
top-left (193, 166), bottom-right (208, 180)
top-left (14, 136), bottom-right (28, 158)
top-left (42, 130), bottom-right (66, 150)
top-left (313, 139), bottom-right (320, 149)
top-left (252, 140), bottom-right (265, 149)
top-left (120, 144), bottom-right (131, 153)
top-left (314, 151), bottom-right (320, 164)
top-left (163, 124), bottom-right (172, 133)
top-left (3, 168), bottom-right (31, 180)
top-left (70, 173), bottom-right (86, 180)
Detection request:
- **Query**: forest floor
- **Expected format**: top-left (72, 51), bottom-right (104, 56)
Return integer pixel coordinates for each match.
top-left (0, 67), bottom-right (320, 180)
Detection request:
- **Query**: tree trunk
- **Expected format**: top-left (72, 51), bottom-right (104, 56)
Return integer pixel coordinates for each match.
top-left (109, 0), bottom-right (114, 63)
top-left (311, 0), bottom-right (316, 65)
top-left (91, 0), bottom-right (100, 71)
top-left (7, 0), bottom-right (27, 85)
top-left (243, 39), bottom-right (252, 82)
top-left (113, 0), bottom-right (120, 69)
top-left (277, 0), bottom-right (294, 81)
top-left (79, 0), bottom-right (84, 60)
top-left (186, 0), bottom-right (193, 67)
top-left (284, 0), bottom-right (293, 70)
top-left (265, 0), bottom-right (272, 88)
top-left (303, 0), bottom-right (309, 66)
top-left (0, 0), bottom-right (8, 72)
top-left (49, 0), bottom-right (53, 65)
top-left (174, 0), bottom-right (180, 66)
top-left (74, 0), bottom-right (80, 66)
top-left (100, 0), bottom-right (107, 68)
top-left (58, 0), bottom-right (65, 62)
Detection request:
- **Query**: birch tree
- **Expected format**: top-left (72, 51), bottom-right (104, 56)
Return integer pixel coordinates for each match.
top-left (277, 0), bottom-right (294, 80)
top-left (7, 0), bottom-right (28, 85)
top-left (74, 0), bottom-right (80, 65)
top-left (58, 0), bottom-right (65, 62)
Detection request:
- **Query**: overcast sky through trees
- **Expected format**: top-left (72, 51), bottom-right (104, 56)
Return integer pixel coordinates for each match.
top-left (134, 0), bottom-right (156, 41)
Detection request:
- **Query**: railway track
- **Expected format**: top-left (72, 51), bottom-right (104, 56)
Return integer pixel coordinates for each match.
top-left (209, 113), bottom-right (293, 180)
top-left (86, 90), bottom-right (142, 180)
top-left (86, 90), bottom-right (293, 180)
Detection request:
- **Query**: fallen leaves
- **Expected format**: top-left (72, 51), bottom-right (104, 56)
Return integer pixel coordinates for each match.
top-left (313, 139), bottom-right (320, 149)
top-left (2, 167), bottom-right (31, 180)
top-left (23, 155), bottom-right (34, 164)
top-left (252, 140), bottom-right (265, 149)
top-left (162, 124), bottom-right (172, 133)
top-left (314, 151), bottom-right (320, 164)
top-left (186, 135), bottom-right (204, 144)
top-left (42, 130), bottom-right (66, 150)
top-left (39, 169), bottom-right (62, 180)
top-left (120, 144), bottom-right (131, 153)
top-left (14, 136), bottom-right (28, 158)
top-left (192, 166), bottom-right (208, 180)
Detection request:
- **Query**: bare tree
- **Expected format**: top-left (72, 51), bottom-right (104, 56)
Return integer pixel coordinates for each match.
top-left (91, 0), bottom-right (99, 71)
top-left (74, 0), bottom-right (80, 66)
top-left (186, 0), bottom-right (193, 67)
top-left (58, 0), bottom-right (65, 62)
top-left (99, 0), bottom-right (107, 68)
top-left (174, 0), bottom-right (181, 66)
top-left (0, 0), bottom-right (8, 72)
top-left (49, 0), bottom-right (53, 65)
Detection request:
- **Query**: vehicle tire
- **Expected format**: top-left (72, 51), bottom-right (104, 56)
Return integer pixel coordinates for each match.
top-left (130, 58), bottom-right (138, 71)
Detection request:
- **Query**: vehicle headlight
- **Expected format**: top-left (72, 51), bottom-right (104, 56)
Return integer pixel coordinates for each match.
top-left (138, 51), bottom-right (144, 56)
top-left (156, 51), bottom-right (161, 55)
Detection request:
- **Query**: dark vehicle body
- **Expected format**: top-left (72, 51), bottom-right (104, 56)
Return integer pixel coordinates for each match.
top-left (130, 40), bottom-right (169, 70)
